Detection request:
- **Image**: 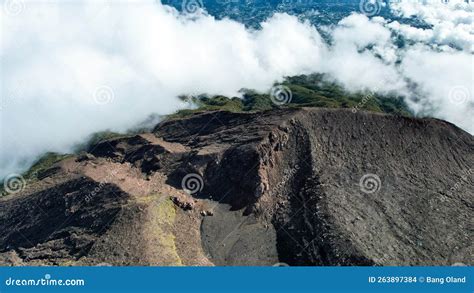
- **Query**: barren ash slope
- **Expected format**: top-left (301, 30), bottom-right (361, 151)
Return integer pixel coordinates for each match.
top-left (0, 108), bottom-right (472, 266)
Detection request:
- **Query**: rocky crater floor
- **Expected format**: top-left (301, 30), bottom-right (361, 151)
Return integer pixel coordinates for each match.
top-left (0, 108), bottom-right (472, 266)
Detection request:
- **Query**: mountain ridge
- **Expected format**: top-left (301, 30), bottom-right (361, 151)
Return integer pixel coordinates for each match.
top-left (0, 107), bottom-right (472, 266)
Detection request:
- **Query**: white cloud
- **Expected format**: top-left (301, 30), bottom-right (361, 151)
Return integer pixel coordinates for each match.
top-left (387, 1), bottom-right (474, 132)
top-left (322, 14), bottom-right (405, 92)
top-left (0, 0), bottom-right (472, 178)
top-left (390, 0), bottom-right (474, 52)
top-left (1, 1), bottom-right (327, 178)
top-left (400, 46), bottom-right (474, 129)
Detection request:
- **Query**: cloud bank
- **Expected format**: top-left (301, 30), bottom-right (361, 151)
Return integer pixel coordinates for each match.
top-left (0, 0), bottom-right (472, 178)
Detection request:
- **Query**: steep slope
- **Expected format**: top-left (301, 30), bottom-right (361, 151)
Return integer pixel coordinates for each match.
top-left (0, 108), bottom-right (472, 266)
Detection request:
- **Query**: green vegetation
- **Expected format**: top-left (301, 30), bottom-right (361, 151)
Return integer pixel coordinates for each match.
top-left (1, 152), bottom-right (73, 196)
top-left (169, 95), bottom-right (245, 118)
top-left (1, 74), bottom-right (412, 197)
top-left (170, 74), bottom-right (412, 119)
top-left (74, 131), bottom-right (126, 152)
top-left (284, 74), bottom-right (411, 116)
top-left (22, 152), bottom-right (73, 181)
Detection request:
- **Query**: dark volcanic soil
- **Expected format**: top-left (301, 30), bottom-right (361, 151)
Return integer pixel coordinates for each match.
top-left (0, 108), bottom-right (472, 266)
